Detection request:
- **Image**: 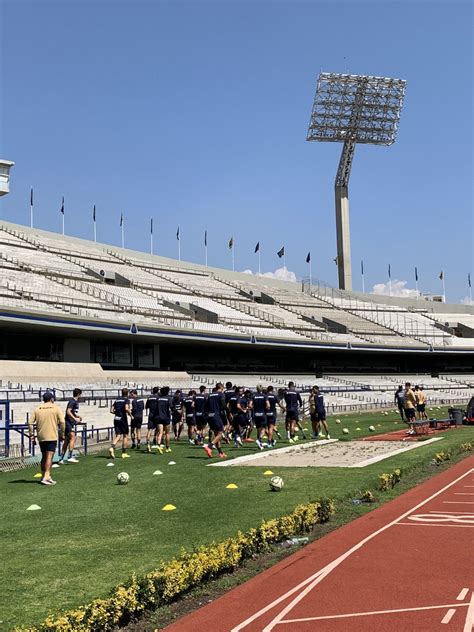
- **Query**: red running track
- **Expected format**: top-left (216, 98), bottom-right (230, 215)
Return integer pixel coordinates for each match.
top-left (165, 456), bottom-right (474, 632)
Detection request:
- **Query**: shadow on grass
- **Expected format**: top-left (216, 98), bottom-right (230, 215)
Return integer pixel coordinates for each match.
top-left (8, 479), bottom-right (41, 484)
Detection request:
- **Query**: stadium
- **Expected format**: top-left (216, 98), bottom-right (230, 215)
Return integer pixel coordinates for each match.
top-left (1, 3), bottom-right (473, 631)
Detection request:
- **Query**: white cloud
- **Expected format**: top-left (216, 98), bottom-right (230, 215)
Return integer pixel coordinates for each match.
top-left (240, 266), bottom-right (298, 282)
top-left (372, 279), bottom-right (419, 298)
top-left (461, 296), bottom-right (473, 305)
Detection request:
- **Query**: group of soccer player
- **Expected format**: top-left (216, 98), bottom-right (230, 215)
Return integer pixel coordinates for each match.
top-left (108, 380), bottom-right (329, 460)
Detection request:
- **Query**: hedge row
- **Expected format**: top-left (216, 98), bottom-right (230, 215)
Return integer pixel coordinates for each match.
top-left (17, 498), bottom-right (335, 632)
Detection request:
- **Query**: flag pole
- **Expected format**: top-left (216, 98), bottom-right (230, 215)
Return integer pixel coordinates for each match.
top-left (441, 274), bottom-right (446, 302)
top-left (469, 274), bottom-right (472, 304)
top-left (93, 206), bottom-right (97, 242)
top-left (30, 187), bottom-right (34, 228)
top-left (121, 216), bottom-right (125, 249)
top-left (361, 260), bottom-right (365, 293)
top-left (232, 245), bottom-right (235, 272)
top-left (150, 219), bottom-right (153, 255)
top-left (258, 248), bottom-right (261, 275)
top-left (204, 231), bottom-right (208, 266)
top-left (62, 213), bottom-right (65, 236)
top-left (309, 258), bottom-right (312, 288)
top-left (61, 197), bottom-right (65, 235)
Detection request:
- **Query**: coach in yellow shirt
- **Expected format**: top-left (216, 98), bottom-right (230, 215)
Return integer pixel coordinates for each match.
top-left (404, 382), bottom-right (417, 433)
top-left (28, 392), bottom-right (65, 485)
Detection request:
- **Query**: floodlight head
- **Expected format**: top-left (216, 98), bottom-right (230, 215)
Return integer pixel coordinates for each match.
top-left (0, 159), bottom-right (14, 196)
top-left (307, 72), bottom-right (406, 146)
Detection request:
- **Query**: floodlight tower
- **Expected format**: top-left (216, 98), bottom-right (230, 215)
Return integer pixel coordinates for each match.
top-left (307, 73), bottom-right (406, 290)
top-left (0, 159), bottom-right (14, 196)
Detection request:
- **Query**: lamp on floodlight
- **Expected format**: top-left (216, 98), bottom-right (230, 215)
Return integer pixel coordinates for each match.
top-left (0, 159), bottom-right (15, 196)
top-left (307, 73), bottom-right (406, 291)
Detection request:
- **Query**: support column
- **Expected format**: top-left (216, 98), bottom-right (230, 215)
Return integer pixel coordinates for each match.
top-left (335, 185), bottom-right (352, 290)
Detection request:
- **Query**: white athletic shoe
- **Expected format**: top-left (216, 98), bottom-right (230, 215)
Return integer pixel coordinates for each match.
top-left (256, 439), bottom-right (264, 451)
top-left (67, 457), bottom-right (79, 463)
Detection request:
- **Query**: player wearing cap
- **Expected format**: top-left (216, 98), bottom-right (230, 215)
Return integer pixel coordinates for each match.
top-left (59, 387), bottom-right (82, 463)
top-left (29, 391), bottom-right (65, 485)
top-left (109, 388), bottom-right (131, 459)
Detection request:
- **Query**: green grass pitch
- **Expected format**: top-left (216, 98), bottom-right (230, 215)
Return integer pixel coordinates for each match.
top-left (0, 407), bottom-right (471, 629)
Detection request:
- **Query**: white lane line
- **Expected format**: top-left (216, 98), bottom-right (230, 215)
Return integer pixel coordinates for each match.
top-left (463, 591), bottom-right (474, 632)
top-left (274, 603), bottom-right (469, 624)
top-left (395, 523), bottom-right (474, 528)
top-left (443, 501), bottom-right (474, 505)
top-left (228, 467), bottom-right (474, 632)
top-left (463, 486), bottom-right (474, 488)
top-left (442, 609), bottom-right (456, 624)
top-left (455, 493), bottom-right (474, 496)
top-left (430, 511), bottom-right (474, 514)
top-left (458, 589), bottom-right (470, 601)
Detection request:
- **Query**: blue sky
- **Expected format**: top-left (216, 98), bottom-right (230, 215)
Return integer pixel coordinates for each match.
top-left (0, 0), bottom-right (472, 302)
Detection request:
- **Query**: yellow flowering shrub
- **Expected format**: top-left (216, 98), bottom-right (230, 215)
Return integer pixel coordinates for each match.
top-left (16, 498), bottom-right (334, 632)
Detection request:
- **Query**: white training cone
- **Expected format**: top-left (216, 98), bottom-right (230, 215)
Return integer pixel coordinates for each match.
top-left (168, 461), bottom-right (176, 465)
top-left (153, 470), bottom-right (163, 476)
top-left (107, 463), bottom-right (115, 467)
top-left (27, 504), bottom-right (41, 511)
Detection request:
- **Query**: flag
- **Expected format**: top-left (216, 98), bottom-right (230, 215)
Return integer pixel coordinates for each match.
top-left (93, 205), bottom-right (96, 222)
top-left (277, 246), bottom-right (285, 258)
top-left (30, 187), bottom-right (33, 206)
top-left (361, 259), bottom-right (364, 275)
top-left (254, 242), bottom-right (260, 253)
top-left (415, 266), bottom-right (418, 282)
top-left (176, 226), bottom-right (180, 241)
top-left (439, 270), bottom-right (444, 281)
top-left (388, 264), bottom-right (391, 279)
top-left (204, 230), bottom-right (207, 247)
top-left (150, 218), bottom-right (153, 235)
top-left (333, 256), bottom-right (338, 265)
top-left (469, 273), bottom-right (471, 289)
top-left (306, 252), bottom-right (311, 264)
top-left (120, 213), bottom-right (123, 227)
top-left (228, 237), bottom-right (233, 249)
top-left (60, 197), bottom-right (64, 215)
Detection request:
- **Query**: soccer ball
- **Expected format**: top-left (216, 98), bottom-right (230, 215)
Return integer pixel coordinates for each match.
top-left (117, 472), bottom-right (129, 485)
top-left (384, 412), bottom-right (388, 416)
top-left (269, 476), bottom-right (284, 491)
top-left (335, 418), bottom-right (341, 424)
top-left (342, 428), bottom-right (349, 434)
top-left (369, 425), bottom-right (375, 432)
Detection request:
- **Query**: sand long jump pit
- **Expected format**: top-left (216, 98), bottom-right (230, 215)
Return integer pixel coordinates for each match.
top-left (209, 437), bottom-right (444, 468)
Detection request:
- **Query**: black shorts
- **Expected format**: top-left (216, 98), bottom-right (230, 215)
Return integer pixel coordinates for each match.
top-left (39, 440), bottom-right (57, 454)
top-left (157, 419), bottom-right (170, 427)
top-left (186, 415), bottom-right (196, 426)
top-left (114, 419), bottom-right (129, 435)
top-left (208, 416), bottom-right (225, 432)
top-left (131, 417), bottom-right (143, 429)
top-left (316, 410), bottom-right (326, 422)
top-left (266, 413), bottom-right (276, 426)
top-left (147, 418), bottom-right (158, 430)
top-left (65, 422), bottom-right (75, 435)
top-left (254, 414), bottom-right (267, 429)
top-left (195, 414), bottom-right (207, 429)
top-left (172, 414), bottom-right (183, 425)
top-left (405, 408), bottom-right (416, 420)
top-left (286, 411), bottom-right (299, 423)
top-left (417, 404), bottom-right (426, 412)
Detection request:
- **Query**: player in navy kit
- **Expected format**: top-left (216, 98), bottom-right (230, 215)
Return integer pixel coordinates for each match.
top-left (265, 385), bottom-right (280, 446)
top-left (252, 385), bottom-right (270, 450)
top-left (130, 390), bottom-right (145, 449)
top-left (59, 387), bottom-right (82, 463)
top-left (281, 382), bottom-right (303, 443)
top-left (145, 386), bottom-right (159, 453)
top-left (203, 383), bottom-right (227, 458)
top-left (156, 386), bottom-right (173, 453)
top-left (310, 385), bottom-right (330, 439)
top-left (194, 385), bottom-right (208, 445)
top-left (171, 389), bottom-right (184, 441)
top-left (183, 389), bottom-right (196, 444)
top-left (109, 388), bottom-right (131, 459)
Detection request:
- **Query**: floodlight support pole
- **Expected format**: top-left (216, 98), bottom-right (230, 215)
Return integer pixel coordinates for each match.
top-left (334, 140), bottom-right (355, 290)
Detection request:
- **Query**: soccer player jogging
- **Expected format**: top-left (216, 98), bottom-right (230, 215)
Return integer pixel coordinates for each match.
top-left (311, 385), bottom-right (330, 439)
top-left (403, 382), bottom-right (417, 435)
top-left (145, 386), bottom-right (159, 453)
top-left (59, 387), bottom-right (82, 463)
top-left (184, 389), bottom-right (196, 443)
top-left (265, 385), bottom-right (280, 446)
top-left (203, 383), bottom-right (227, 459)
top-left (228, 386), bottom-right (245, 447)
top-left (281, 381), bottom-right (303, 443)
top-left (394, 385), bottom-right (405, 422)
top-left (194, 385), bottom-right (208, 445)
top-left (252, 385), bottom-right (270, 450)
top-left (130, 390), bottom-right (145, 449)
top-left (109, 388), bottom-right (131, 459)
top-left (156, 386), bottom-right (173, 453)
top-left (415, 385), bottom-right (428, 420)
top-left (223, 381), bottom-right (234, 444)
top-left (29, 391), bottom-right (65, 485)
top-left (171, 389), bottom-right (184, 440)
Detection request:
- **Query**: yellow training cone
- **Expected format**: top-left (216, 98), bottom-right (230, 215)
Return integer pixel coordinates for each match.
top-left (162, 504), bottom-right (176, 511)
top-left (226, 483), bottom-right (238, 489)
top-left (263, 470), bottom-right (274, 476)
top-left (33, 473), bottom-right (42, 478)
